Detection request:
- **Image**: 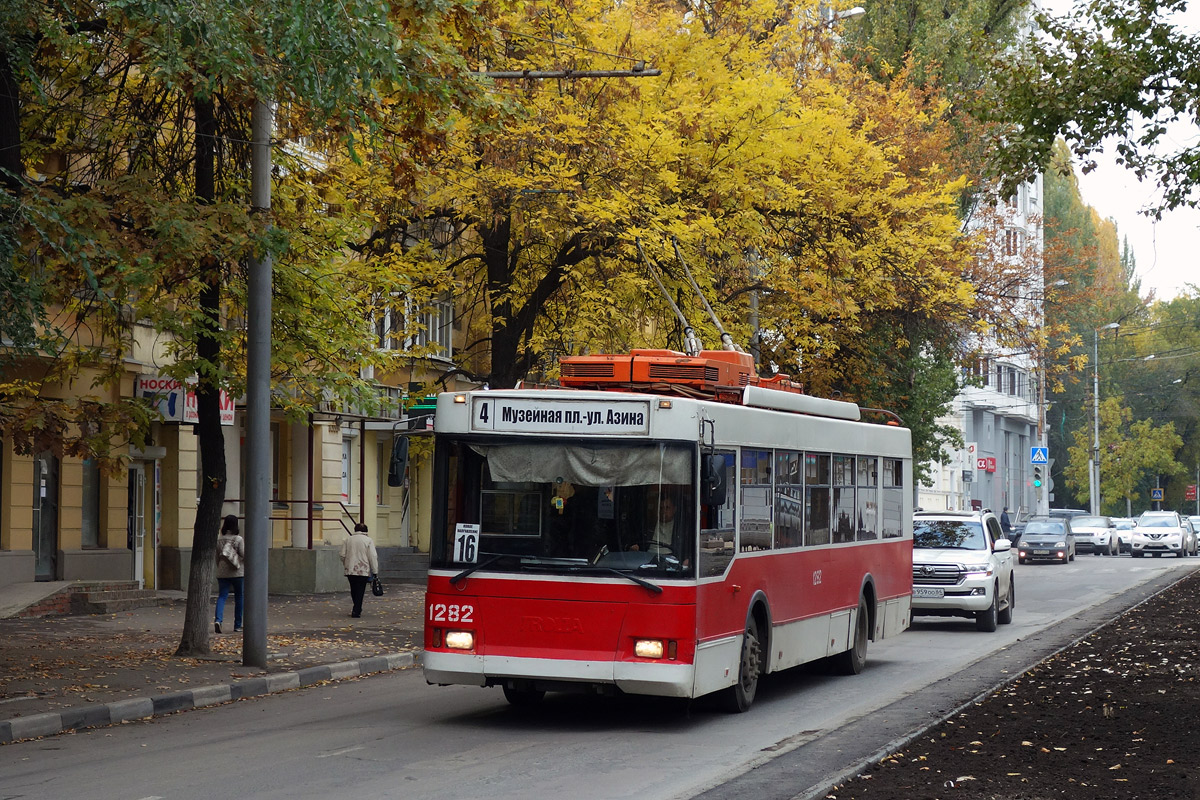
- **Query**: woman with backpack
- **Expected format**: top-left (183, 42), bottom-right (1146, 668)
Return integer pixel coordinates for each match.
top-left (214, 514), bottom-right (245, 633)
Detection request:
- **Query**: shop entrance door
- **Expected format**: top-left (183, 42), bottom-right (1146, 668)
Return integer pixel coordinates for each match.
top-left (32, 451), bottom-right (59, 581)
top-left (127, 464), bottom-right (146, 588)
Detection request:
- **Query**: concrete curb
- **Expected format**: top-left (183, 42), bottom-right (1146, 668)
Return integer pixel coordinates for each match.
top-left (0, 651), bottom-right (418, 745)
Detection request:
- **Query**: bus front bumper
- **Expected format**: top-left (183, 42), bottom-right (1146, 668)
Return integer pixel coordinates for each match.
top-left (422, 650), bottom-right (696, 698)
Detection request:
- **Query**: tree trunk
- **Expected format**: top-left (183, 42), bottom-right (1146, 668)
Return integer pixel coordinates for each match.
top-left (176, 93), bottom-right (226, 657)
top-left (482, 217), bottom-right (600, 389)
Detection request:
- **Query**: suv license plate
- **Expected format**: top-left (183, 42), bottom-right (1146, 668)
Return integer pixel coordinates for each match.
top-left (913, 587), bottom-right (944, 599)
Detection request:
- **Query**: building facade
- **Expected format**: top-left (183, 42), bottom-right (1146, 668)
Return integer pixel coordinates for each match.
top-left (919, 177), bottom-right (1048, 522)
top-left (1, 305), bottom-right (475, 593)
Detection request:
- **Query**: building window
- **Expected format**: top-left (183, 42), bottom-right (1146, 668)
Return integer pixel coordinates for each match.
top-left (342, 437), bottom-right (354, 505)
top-left (1004, 228), bottom-right (1022, 257)
top-left (377, 439), bottom-right (390, 505)
top-left (375, 295), bottom-right (453, 359)
top-left (82, 458), bottom-right (101, 548)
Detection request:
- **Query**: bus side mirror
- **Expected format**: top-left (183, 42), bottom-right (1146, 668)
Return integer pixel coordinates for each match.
top-left (387, 436), bottom-right (409, 487)
top-left (701, 454), bottom-right (727, 506)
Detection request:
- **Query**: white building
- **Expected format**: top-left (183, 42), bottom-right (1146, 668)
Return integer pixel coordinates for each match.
top-left (920, 177), bottom-right (1048, 522)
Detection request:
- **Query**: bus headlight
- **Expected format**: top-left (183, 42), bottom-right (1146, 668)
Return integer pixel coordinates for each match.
top-left (635, 639), bottom-right (665, 659)
top-left (445, 630), bottom-right (475, 650)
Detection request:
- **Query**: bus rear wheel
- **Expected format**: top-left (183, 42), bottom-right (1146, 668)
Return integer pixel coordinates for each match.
top-left (721, 617), bottom-right (761, 713)
top-left (833, 598), bottom-right (869, 675)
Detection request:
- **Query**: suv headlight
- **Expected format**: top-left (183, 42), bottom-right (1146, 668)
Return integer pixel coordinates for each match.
top-left (962, 562), bottom-right (994, 576)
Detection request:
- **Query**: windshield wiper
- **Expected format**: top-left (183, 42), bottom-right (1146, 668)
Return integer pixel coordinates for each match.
top-left (572, 565), bottom-right (664, 594)
top-left (450, 553), bottom-right (515, 585)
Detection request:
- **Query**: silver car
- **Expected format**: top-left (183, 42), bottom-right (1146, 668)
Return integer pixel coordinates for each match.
top-left (1071, 515), bottom-right (1118, 556)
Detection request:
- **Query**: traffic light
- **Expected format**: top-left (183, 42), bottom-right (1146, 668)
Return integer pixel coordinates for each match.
top-left (1033, 465), bottom-right (1044, 498)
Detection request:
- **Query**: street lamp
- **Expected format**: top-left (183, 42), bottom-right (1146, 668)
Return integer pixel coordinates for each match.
top-left (1091, 322), bottom-right (1120, 514)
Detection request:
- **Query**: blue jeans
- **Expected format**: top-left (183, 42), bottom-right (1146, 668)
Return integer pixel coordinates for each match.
top-left (216, 577), bottom-right (244, 629)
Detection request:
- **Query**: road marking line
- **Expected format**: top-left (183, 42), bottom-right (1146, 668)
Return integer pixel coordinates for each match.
top-left (319, 746), bottom-right (366, 758)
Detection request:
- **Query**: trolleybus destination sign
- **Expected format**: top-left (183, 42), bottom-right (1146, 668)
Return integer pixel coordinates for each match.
top-left (471, 397), bottom-right (651, 435)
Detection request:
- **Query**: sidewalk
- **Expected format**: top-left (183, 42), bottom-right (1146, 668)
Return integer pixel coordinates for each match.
top-left (0, 582), bottom-right (426, 744)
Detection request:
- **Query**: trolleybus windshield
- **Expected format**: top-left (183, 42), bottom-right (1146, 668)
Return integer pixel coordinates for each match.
top-left (432, 439), bottom-right (697, 578)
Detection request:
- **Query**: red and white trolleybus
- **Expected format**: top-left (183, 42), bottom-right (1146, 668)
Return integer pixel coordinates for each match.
top-left (423, 348), bottom-right (913, 711)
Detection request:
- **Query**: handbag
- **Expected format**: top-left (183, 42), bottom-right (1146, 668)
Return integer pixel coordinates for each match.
top-left (371, 575), bottom-right (384, 596)
top-left (219, 539), bottom-right (242, 569)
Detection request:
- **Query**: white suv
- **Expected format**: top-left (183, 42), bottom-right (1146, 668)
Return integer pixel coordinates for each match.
top-left (1133, 511), bottom-right (1190, 558)
top-left (912, 510), bottom-right (1016, 632)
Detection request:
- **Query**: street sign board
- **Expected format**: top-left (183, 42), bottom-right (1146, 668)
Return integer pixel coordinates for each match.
top-left (1151, 487), bottom-right (1164, 501)
top-left (1186, 484), bottom-right (1197, 502)
top-left (1030, 447), bottom-right (1048, 464)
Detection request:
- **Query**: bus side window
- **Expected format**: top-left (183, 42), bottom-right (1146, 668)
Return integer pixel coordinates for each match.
top-left (700, 450), bottom-right (737, 577)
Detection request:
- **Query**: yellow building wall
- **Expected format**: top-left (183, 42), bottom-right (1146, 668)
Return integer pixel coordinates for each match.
top-left (3, 454), bottom-right (35, 551)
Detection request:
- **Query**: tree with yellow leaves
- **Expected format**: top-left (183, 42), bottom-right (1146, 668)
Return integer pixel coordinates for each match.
top-left (339, 0), bottom-right (980, 471)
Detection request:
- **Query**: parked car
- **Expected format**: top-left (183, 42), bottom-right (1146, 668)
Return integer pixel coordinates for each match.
top-left (1017, 517), bottom-right (1076, 564)
top-left (1112, 517), bottom-right (1136, 553)
top-left (1071, 515), bottom-right (1119, 556)
top-left (1132, 510), bottom-right (1191, 558)
top-left (912, 510), bottom-right (1016, 633)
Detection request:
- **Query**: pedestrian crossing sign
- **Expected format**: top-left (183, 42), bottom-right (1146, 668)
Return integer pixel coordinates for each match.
top-left (1030, 447), bottom-right (1049, 464)
top-left (1151, 487), bottom-right (1164, 501)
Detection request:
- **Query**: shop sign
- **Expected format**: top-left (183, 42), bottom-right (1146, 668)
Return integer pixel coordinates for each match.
top-left (136, 376), bottom-right (234, 426)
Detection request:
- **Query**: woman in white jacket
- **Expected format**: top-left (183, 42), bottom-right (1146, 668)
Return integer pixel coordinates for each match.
top-left (214, 515), bottom-right (245, 633)
top-left (340, 522), bottom-right (379, 618)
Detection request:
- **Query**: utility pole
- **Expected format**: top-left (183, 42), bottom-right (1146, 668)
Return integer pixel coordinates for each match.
top-left (244, 99), bottom-right (273, 668)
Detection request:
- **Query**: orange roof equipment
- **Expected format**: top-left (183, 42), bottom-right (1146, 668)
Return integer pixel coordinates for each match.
top-left (559, 349), bottom-right (805, 401)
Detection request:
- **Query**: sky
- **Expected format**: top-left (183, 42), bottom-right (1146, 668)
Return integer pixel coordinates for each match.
top-left (1040, 0), bottom-right (1200, 302)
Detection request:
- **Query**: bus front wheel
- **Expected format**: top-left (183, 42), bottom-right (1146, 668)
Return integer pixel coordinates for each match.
top-left (721, 617), bottom-right (762, 713)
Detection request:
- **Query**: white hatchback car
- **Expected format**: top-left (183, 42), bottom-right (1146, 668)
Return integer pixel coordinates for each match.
top-left (912, 510), bottom-right (1015, 632)
top-left (1132, 511), bottom-right (1193, 557)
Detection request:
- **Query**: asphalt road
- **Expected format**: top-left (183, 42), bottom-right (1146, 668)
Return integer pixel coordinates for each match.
top-left (1, 554), bottom-right (1194, 800)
